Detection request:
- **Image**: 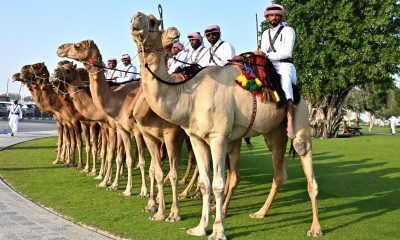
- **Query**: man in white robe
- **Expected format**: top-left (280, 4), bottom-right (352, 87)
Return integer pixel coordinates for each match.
top-left (8, 99), bottom-right (22, 136)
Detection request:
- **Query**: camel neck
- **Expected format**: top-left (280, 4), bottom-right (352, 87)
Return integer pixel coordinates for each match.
top-left (138, 45), bottom-right (191, 125)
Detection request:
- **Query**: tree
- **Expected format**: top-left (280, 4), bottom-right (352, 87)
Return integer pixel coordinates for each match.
top-left (263, 0), bottom-right (400, 137)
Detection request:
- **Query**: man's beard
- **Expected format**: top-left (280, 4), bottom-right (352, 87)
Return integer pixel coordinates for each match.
top-left (269, 20), bottom-right (280, 27)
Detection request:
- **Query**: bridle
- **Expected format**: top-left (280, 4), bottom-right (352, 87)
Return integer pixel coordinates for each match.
top-left (50, 66), bottom-right (88, 99)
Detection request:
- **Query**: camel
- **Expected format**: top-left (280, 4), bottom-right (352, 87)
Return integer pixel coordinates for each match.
top-left (12, 72), bottom-right (68, 164)
top-left (18, 63), bottom-right (111, 179)
top-left (55, 27), bottom-right (201, 222)
top-left (13, 68), bottom-right (79, 166)
top-left (127, 13), bottom-right (323, 239)
top-left (50, 61), bottom-right (146, 196)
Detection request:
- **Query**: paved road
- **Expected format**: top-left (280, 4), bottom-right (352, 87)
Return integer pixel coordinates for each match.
top-left (0, 120), bottom-right (117, 240)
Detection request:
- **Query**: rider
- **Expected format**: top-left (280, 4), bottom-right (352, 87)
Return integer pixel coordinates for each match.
top-left (204, 25), bottom-right (235, 66)
top-left (187, 32), bottom-right (208, 67)
top-left (260, 4), bottom-right (297, 138)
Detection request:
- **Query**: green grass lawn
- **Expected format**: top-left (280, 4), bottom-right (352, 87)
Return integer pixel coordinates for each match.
top-left (0, 133), bottom-right (399, 240)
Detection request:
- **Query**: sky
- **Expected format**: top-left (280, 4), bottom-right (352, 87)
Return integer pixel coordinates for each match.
top-left (0, 0), bottom-right (270, 98)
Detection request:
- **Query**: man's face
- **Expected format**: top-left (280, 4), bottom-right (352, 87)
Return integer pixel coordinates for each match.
top-left (189, 39), bottom-right (201, 50)
top-left (122, 59), bottom-right (130, 66)
top-left (171, 47), bottom-right (181, 55)
top-left (267, 14), bottom-right (282, 27)
top-left (205, 32), bottom-right (220, 45)
top-left (108, 61), bottom-right (117, 69)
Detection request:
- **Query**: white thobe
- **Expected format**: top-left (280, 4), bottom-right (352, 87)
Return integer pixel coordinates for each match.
top-left (389, 116), bottom-right (397, 134)
top-left (205, 39), bottom-right (235, 66)
top-left (120, 64), bottom-right (139, 82)
top-left (8, 104), bottom-right (22, 133)
top-left (168, 50), bottom-right (189, 74)
top-left (105, 69), bottom-right (121, 82)
top-left (261, 23), bottom-right (297, 100)
top-left (187, 45), bottom-right (208, 67)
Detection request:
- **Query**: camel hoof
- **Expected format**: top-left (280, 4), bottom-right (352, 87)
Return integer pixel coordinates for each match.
top-left (142, 205), bottom-right (156, 213)
top-left (137, 193), bottom-right (148, 199)
top-left (51, 160), bottom-right (62, 165)
top-left (94, 175), bottom-right (103, 180)
top-left (178, 192), bottom-right (188, 199)
top-left (187, 226), bottom-right (206, 237)
top-left (121, 191), bottom-right (132, 197)
top-left (107, 184), bottom-right (118, 191)
top-left (96, 182), bottom-right (107, 188)
top-left (81, 167), bottom-right (90, 173)
top-left (149, 213), bottom-right (165, 221)
top-left (208, 232), bottom-right (227, 240)
top-left (249, 212), bottom-right (265, 219)
top-left (64, 162), bottom-right (74, 167)
top-left (88, 170), bottom-right (97, 176)
top-left (307, 227), bottom-right (323, 237)
top-left (165, 214), bottom-right (181, 222)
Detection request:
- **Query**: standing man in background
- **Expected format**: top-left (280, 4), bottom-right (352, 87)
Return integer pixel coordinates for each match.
top-left (8, 99), bottom-right (22, 137)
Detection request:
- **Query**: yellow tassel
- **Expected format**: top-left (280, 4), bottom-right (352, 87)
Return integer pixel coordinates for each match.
top-left (273, 90), bottom-right (280, 102)
top-left (255, 78), bottom-right (262, 86)
top-left (93, 73), bottom-right (98, 80)
top-left (242, 78), bottom-right (248, 87)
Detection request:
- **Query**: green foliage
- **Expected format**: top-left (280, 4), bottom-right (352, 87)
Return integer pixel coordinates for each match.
top-left (1, 136), bottom-right (400, 239)
top-left (262, 0), bottom-right (400, 101)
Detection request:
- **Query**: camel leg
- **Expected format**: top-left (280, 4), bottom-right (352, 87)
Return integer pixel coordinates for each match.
top-left (65, 123), bottom-right (77, 167)
top-left (165, 135), bottom-right (184, 222)
top-left (143, 137), bottom-right (165, 221)
top-left (53, 121), bottom-right (64, 164)
top-left (95, 127), bottom-right (108, 179)
top-left (293, 102), bottom-right (323, 237)
top-left (179, 165), bottom-right (199, 199)
top-left (88, 123), bottom-right (99, 176)
top-left (119, 129), bottom-right (135, 197)
top-left (187, 136), bottom-right (211, 238)
top-left (134, 130), bottom-right (147, 198)
top-left (81, 123), bottom-right (91, 173)
top-left (221, 138), bottom-right (241, 218)
top-left (97, 128), bottom-right (116, 187)
top-left (208, 136), bottom-right (228, 240)
top-left (109, 132), bottom-right (124, 191)
top-left (250, 125), bottom-right (287, 219)
top-left (179, 138), bottom-right (195, 185)
top-left (74, 122), bottom-right (84, 170)
top-left (62, 123), bottom-right (73, 166)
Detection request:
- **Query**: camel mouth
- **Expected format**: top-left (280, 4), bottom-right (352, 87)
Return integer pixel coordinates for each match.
top-left (12, 73), bottom-right (21, 82)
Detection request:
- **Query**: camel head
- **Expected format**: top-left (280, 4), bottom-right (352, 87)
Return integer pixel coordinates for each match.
top-left (130, 12), bottom-right (163, 49)
top-left (162, 27), bottom-right (180, 53)
top-left (50, 60), bottom-right (77, 91)
top-left (57, 39), bottom-right (103, 67)
top-left (20, 63), bottom-right (50, 88)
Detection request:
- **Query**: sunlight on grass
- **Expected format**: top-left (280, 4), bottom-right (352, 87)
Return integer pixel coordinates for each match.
top-left (0, 134), bottom-right (399, 239)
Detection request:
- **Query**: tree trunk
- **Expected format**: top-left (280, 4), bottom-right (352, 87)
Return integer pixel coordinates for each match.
top-left (368, 112), bottom-right (375, 132)
top-left (309, 90), bottom-right (351, 138)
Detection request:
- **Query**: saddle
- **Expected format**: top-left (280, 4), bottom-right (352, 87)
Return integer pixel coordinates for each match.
top-left (229, 51), bottom-right (300, 107)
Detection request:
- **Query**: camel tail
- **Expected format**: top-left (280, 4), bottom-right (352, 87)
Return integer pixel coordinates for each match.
top-left (244, 137), bottom-right (253, 151)
top-left (288, 139), bottom-right (296, 159)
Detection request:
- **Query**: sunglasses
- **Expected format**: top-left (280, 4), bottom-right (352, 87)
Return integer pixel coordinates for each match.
top-left (205, 32), bottom-right (218, 37)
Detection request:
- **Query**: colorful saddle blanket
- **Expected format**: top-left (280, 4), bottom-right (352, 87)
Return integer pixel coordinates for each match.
top-left (230, 51), bottom-right (281, 103)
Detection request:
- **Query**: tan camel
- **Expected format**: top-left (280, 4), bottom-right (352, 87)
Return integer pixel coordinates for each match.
top-left (51, 61), bottom-right (145, 196)
top-left (128, 13), bottom-right (322, 239)
top-left (55, 28), bottom-right (197, 222)
top-left (14, 68), bottom-right (78, 166)
top-left (19, 63), bottom-right (110, 177)
top-left (12, 72), bottom-right (68, 164)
